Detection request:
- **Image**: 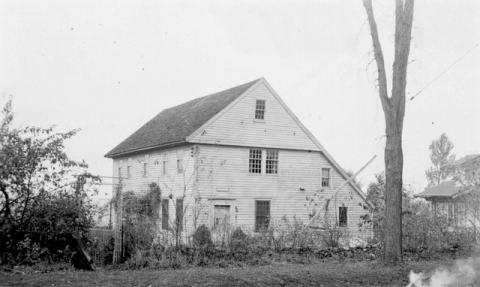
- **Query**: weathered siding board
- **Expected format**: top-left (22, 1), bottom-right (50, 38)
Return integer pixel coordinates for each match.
top-left (189, 82), bottom-right (320, 151)
top-left (196, 144), bottom-right (371, 239)
top-left (112, 145), bottom-right (199, 237)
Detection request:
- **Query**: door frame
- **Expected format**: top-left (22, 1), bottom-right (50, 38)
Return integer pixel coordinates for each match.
top-left (208, 199), bottom-right (236, 229)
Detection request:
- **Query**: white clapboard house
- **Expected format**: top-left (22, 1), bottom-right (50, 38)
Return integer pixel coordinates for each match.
top-left (105, 78), bottom-right (372, 242)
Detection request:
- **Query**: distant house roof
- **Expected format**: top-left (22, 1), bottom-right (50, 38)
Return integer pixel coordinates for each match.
top-left (105, 79), bottom-right (261, 158)
top-left (416, 180), bottom-right (480, 199)
top-left (416, 181), bottom-right (461, 199)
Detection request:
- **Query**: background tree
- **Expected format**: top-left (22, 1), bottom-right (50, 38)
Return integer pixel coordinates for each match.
top-left (362, 0), bottom-right (415, 264)
top-left (0, 99), bottom-right (99, 265)
top-left (425, 133), bottom-right (456, 186)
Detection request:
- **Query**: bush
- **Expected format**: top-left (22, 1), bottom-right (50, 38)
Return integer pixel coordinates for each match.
top-left (321, 222), bottom-right (349, 248)
top-left (231, 227), bottom-right (248, 251)
top-left (402, 206), bottom-right (476, 254)
top-left (192, 225), bottom-right (213, 249)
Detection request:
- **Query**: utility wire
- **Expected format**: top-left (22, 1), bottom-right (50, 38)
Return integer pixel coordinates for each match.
top-left (409, 40), bottom-right (480, 102)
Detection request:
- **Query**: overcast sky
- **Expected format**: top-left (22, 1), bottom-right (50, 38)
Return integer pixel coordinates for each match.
top-left (1, 0), bottom-right (479, 196)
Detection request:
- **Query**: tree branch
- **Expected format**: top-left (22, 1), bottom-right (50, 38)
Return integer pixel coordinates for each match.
top-left (392, 0), bottom-right (415, 124)
top-left (363, 0), bottom-right (391, 113)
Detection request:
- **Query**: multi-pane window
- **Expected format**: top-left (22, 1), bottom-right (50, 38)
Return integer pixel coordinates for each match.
top-left (339, 206), bottom-right (348, 227)
top-left (249, 149), bottom-right (262, 173)
top-left (176, 198), bottom-right (184, 231)
top-left (162, 161), bottom-right (167, 175)
top-left (177, 159), bottom-right (183, 174)
top-left (321, 168), bottom-right (330, 187)
top-left (127, 166), bottom-right (131, 179)
top-left (266, 150), bottom-right (278, 174)
top-left (161, 199), bottom-right (169, 230)
top-left (255, 200), bottom-right (270, 232)
top-left (142, 162), bottom-right (147, 177)
top-left (254, 99), bottom-right (266, 120)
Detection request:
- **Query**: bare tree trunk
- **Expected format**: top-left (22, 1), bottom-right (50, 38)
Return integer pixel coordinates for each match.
top-left (363, 0), bottom-right (414, 265)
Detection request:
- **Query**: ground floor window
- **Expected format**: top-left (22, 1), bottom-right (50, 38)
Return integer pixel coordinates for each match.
top-left (339, 206), bottom-right (347, 227)
top-left (176, 198), bottom-right (184, 232)
top-left (161, 199), bottom-right (169, 230)
top-left (255, 200), bottom-right (270, 232)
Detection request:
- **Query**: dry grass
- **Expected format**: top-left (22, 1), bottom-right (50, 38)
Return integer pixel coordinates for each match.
top-left (0, 259), bottom-right (459, 287)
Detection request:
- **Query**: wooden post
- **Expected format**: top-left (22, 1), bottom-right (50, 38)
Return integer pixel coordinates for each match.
top-left (113, 178), bottom-right (123, 264)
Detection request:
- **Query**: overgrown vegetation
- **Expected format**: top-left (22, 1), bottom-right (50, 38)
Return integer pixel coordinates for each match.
top-left (0, 100), bottom-right (99, 266)
top-left (362, 171), bottom-right (477, 258)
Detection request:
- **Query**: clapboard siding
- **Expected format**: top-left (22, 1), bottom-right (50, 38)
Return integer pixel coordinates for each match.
top-left (188, 82), bottom-right (320, 151)
top-left (112, 144), bottom-right (199, 235)
top-left (109, 79), bottom-right (372, 242)
top-left (196, 144), bottom-right (371, 239)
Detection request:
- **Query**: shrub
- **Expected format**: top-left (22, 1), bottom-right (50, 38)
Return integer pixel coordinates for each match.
top-left (192, 225), bottom-right (213, 249)
top-left (231, 227), bottom-right (248, 250)
top-left (402, 205), bottom-right (476, 254)
top-left (321, 222), bottom-right (348, 248)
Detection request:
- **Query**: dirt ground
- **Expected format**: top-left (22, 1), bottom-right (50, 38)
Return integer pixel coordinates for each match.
top-left (0, 259), bottom-right (457, 287)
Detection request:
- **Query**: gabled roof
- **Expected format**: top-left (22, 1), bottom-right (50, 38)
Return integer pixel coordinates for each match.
top-left (416, 181), bottom-right (460, 198)
top-left (104, 78), bottom-right (372, 208)
top-left (105, 79), bottom-right (261, 158)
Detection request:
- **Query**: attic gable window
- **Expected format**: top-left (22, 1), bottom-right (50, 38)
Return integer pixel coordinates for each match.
top-left (266, 150), bottom-right (278, 174)
top-left (249, 149), bottom-right (262, 173)
top-left (255, 99), bottom-right (266, 120)
top-left (321, 168), bottom-right (330, 187)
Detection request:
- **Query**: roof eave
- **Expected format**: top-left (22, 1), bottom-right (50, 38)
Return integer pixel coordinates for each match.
top-left (104, 140), bottom-right (187, 159)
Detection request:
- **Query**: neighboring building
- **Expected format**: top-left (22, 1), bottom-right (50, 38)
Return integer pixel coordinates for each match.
top-left (416, 154), bottom-right (480, 227)
top-left (105, 78), bottom-right (372, 243)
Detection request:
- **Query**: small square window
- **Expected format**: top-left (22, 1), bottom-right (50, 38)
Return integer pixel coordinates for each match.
top-left (255, 99), bottom-right (266, 120)
top-left (321, 168), bottom-right (330, 187)
top-left (249, 149), bottom-right (262, 173)
top-left (266, 150), bottom-right (278, 174)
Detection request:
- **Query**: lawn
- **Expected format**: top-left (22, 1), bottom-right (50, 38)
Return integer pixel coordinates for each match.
top-left (0, 259), bottom-right (459, 287)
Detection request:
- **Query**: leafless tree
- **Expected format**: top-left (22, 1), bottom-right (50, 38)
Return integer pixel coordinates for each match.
top-left (363, 0), bottom-right (415, 264)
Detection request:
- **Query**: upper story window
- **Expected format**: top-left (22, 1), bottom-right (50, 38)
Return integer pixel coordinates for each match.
top-left (339, 206), bottom-right (348, 227)
top-left (118, 167), bottom-right (122, 179)
top-left (266, 150), bottom-right (278, 174)
top-left (249, 149), bottom-right (262, 173)
top-left (163, 160), bottom-right (167, 175)
top-left (143, 162), bottom-right (147, 177)
top-left (254, 99), bottom-right (266, 120)
top-left (127, 166), bottom-right (131, 179)
top-left (321, 168), bottom-right (330, 187)
top-left (177, 159), bottom-right (183, 174)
